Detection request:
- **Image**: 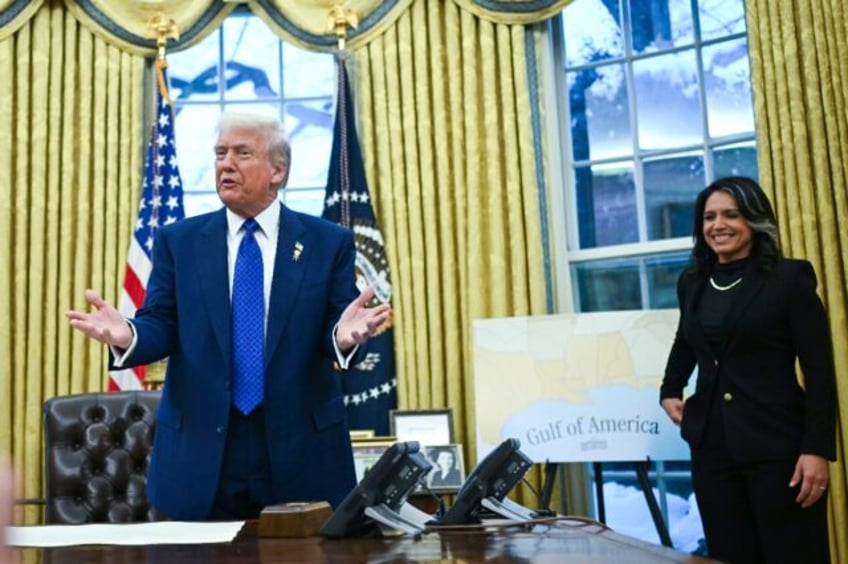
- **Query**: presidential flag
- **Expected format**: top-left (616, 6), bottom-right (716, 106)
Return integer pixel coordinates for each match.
top-left (109, 61), bottom-right (185, 391)
top-left (323, 57), bottom-right (397, 434)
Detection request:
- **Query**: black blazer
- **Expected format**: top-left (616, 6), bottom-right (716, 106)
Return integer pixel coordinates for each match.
top-left (660, 259), bottom-right (836, 462)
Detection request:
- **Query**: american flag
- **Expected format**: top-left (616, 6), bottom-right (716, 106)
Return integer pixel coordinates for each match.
top-left (322, 56), bottom-right (397, 434)
top-left (109, 62), bottom-right (185, 391)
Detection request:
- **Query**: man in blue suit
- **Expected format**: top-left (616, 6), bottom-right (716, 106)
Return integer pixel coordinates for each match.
top-left (67, 112), bottom-right (390, 520)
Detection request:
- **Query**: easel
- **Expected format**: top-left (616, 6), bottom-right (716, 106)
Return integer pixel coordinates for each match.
top-left (538, 459), bottom-right (673, 548)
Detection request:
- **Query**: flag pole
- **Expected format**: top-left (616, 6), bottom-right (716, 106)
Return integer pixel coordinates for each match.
top-left (322, 7), bottom-right (398, 433)
top-left (147, 12), bottom-right (179, 127)
top-left (148, 12), bottom-right (180, 62)
top-left (141, 13), bottom-right (181, 390)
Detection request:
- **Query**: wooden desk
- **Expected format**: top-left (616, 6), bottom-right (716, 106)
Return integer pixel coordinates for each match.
top-left (10, 519), bottom-right (717, 563)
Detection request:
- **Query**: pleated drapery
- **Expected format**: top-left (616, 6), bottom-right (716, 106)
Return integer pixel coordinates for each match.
top-left (747, 0), bottom-right (848, 561)
top-left (0, 2), bottom-right (145, 524)
top-left (350, 0), bottom-right (552, 507)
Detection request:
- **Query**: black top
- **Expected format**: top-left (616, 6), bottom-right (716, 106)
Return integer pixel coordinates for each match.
top-left (698, 257), bottom-right (751, 353)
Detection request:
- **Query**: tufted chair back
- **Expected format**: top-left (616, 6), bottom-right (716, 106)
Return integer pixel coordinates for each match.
top-left (43, 390), bottom-right (167, 523)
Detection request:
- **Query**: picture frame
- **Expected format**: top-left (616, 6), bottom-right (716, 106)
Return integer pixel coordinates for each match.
top-left (350, 437), bottom-right (398, 483)
top-left (349, 429), bottom-right (376, 441)
top-left (389, 408), bottom-right (455, 446)
top-left (422, 444), bottom-right (465, 493)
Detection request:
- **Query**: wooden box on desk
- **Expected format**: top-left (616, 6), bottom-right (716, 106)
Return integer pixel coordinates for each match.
top-left (258, 502), bottom-right (332, 538)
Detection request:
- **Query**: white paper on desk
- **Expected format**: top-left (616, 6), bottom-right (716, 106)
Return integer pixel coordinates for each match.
top-left (4, 521), bottom-right (245, 547)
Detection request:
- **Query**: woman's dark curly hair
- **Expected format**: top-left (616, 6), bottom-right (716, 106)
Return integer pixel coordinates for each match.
top-left (686, 176), bottom-right (782, 277)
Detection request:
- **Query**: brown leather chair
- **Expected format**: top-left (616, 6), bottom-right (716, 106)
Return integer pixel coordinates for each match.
top-left (42, 390), bottom-right (166, 523)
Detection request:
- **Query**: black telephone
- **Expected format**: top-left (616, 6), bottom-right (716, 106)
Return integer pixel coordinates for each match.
top-left (320, 441), bottom-right (433, 538)
top-left (435, 437), bottom-right (535, 525)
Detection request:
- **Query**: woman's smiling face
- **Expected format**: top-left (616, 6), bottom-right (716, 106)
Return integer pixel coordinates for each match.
top-left (702, 190), bottom-right (753, 263)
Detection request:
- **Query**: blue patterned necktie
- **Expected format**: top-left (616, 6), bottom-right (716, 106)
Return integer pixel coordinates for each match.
top-left (232, 218), bottom-right (264, 415)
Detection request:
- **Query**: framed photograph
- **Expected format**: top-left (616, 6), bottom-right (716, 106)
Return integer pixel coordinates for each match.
top-left (351, 438), bottom-right (397, 483)
top-left (349, 429), bottom-right (376, 441)
top-left (423, 444), bottom-right (465, 493)
top-left (389, 409), bottom-right (454, 446)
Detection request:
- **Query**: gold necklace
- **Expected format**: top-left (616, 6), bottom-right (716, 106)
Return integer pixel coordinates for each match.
top-left (709, 276), bottom-right (742, 291)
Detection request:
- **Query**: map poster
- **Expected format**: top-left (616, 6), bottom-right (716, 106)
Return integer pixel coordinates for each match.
top-left (473, 310), bottom-right (694, 463)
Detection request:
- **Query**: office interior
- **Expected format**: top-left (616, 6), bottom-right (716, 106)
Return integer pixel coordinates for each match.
top-left (0, 0), bottom-right (845, 560)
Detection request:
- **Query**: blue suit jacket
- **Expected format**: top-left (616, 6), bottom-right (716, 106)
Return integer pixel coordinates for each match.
top-left (126, 204), bottom-right (359, 520)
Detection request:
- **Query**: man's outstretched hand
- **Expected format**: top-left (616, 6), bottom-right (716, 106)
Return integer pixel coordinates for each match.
top-left (66, 289), bottom-right (133, 349)
top-left (336, 287), bottom-right (391, 353)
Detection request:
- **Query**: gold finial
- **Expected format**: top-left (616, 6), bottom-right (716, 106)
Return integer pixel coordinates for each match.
top-left (326, 3), bottom-right (358, 51)
top-left (147, 12), bottom-right (180, 61)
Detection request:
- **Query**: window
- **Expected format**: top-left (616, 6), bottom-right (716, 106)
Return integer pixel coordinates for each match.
top-left (166, 8), bottom-right (336, 218)
top-left (554, 0), bottom-right (756, 554)
top-left (558, 0), bottom-right (756, 311)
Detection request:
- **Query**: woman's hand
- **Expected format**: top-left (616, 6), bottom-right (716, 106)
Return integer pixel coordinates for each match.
top-left (790, 454), bottom-right (829, 508)
top-left (661, 398), bottom-right (684, 426)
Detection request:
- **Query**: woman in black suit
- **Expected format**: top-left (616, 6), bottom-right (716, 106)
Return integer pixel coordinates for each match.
top-left (660, 177), bottom-right (836, 563)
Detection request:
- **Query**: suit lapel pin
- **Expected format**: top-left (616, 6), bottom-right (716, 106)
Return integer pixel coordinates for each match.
top-left (293, 241), bottom-right (303, 261)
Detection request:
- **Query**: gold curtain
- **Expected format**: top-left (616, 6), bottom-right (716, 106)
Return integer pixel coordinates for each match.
top-left (0, 1), bottom-right (145, 523)
top-left (248, 0), bottom-right (569, 50)
top-left (0, 0), bottom-right (46, 39)
top-left (449, 0), bottom-right (572, 24)
top-left (248, 0), bottom-right (414, 51)
top-left (1, 1), bottom-right (233, 55)
top-left (746, 1), bottom-right (848, 562)
top-left (0, 0), bottom-right (568, 53)
top-left (62, 0), bottom-right (234, 55)
top-left (349, 0), bottom-right (554, 506)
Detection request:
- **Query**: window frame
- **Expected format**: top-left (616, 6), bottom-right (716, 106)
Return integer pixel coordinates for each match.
top-left (166, 7), bottom-right (336, 219)
top-left (548, 0), bottom-right (757, 550)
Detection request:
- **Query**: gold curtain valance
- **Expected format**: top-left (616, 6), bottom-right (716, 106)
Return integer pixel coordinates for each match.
top-left (62, 1), bottom-right (235, 55)
top-left (247, 0), bottom-right (414, 52)
top-left (249, 0), bottom-right (571, 50)
top-left (449, 0), bottom-right (573, 24)
top-left (0, 1), bottom-right (235, 54)
top-left (1, 0), bottom-right (572, 53)
top-left (0, 0), bottom-right (45, 40)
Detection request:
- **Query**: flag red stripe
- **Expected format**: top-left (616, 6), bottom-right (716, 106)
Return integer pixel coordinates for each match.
top-left (124, 266), bottom-right (146, 309)
top-left (108, 366), bottom-right (145, 390)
